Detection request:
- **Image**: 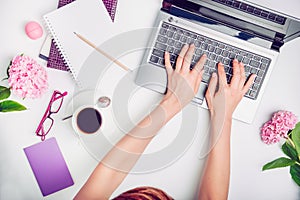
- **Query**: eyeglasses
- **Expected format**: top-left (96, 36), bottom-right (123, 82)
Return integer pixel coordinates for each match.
top-left (35, 90), bottom-right (68, 141)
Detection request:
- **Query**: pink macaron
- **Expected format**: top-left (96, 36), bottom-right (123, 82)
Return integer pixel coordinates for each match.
top-left (25, 21), bottom-right (43, 40)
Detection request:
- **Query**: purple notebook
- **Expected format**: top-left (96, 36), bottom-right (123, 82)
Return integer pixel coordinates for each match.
top-left (24, 138), bottom-right (74, 196)
top-left (47, 0), bottom-right (118, 71)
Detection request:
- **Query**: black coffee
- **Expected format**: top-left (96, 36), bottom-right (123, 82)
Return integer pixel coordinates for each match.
top-left (76, 107), bottom-right (102, 134)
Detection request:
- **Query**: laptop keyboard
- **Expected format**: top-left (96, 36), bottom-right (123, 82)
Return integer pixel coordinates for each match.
top-left (149, 22), bottom-right (271, 100)
top-left (212, 0), bottom-right (286, 25)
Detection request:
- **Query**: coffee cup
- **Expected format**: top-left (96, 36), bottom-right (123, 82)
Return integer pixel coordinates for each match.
top-left (72, 105), bottom-right (102, 134)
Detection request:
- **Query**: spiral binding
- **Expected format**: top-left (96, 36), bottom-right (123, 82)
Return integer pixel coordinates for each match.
top-left (43, 15), bottom-right (83, 88)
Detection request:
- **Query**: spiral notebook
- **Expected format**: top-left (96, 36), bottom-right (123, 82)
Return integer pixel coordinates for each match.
top-left (46, 0), bottom-right (118, 71)
top-left (43, 0), bottom-right (160, 84)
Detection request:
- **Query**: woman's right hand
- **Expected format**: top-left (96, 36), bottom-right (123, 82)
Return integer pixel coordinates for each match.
top-left (205, 59), bottom-right (256, 120)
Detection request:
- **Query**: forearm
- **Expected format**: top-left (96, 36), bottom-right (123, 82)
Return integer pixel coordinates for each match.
top-left (198, 116), bottom-right (232, 200)
top-left (74, 102), bottom-right (176, 200)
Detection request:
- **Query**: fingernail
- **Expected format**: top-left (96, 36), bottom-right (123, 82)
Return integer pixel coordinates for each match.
top-left (212, 72), bottom-right (217, 77)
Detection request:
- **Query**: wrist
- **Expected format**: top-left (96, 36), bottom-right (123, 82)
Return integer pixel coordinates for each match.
top-left (159, 97), bottom-right (181, 121)
top-left (210, 112), bottom-right (233, 124)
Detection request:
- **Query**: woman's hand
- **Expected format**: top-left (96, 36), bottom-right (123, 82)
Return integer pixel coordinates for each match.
top-left (160, 44), bottom-right (207, 119)
top-left (205, 59), bottom-right (256, 120)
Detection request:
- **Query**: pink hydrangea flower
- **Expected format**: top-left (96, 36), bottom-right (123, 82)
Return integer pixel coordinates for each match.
top-left (8, 55), bottom-right (48, 99)
top-left (261, 121), bottom-right (281, 145)
top-left (261, 111), bottom-right (297, 145)
top-left (272, 111), bottom-right (297, 137)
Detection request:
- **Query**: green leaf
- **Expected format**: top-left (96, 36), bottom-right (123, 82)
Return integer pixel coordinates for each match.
top-left (282, 142), bottom-right (299, 161)
top-left (0, 100), bottom-right (26, 112)
top-left (0, 86), bottom-right (10, 100)
top-left (6, 60), bottom-right (12, 78)
top-left (262, 157), bottom-right (296, 171)
top-left (291, 122), bottom-right (300, 160)
top-left (290, 164), bottom-right (300, 187)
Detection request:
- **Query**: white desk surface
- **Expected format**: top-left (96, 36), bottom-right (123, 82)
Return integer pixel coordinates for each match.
top-left (1, 0), bottom-right (300, 199)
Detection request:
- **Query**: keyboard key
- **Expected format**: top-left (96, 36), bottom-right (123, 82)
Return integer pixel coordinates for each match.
top-left (159, 28), bottom-right (167, 35)
top-left (169, 54), bottom-right (177, 62)
top-left (246, 53), bottom-right (253, 59)
top-left (175, 41), bottom-right (183, 49)
top-left (226, 74), bottom-right (232, 83)
top-left (208, 45), bottom-right (215, 52)
top-left (261, 58), bottom-right (270, 64)
top-left (176, 29), bottom-right (183, 35)
top-left (167, 46), bottom-right (174, 53)
top-left (268, 13), bottom-right (276, 20)
top-left (249, 60), bottom-right (260, 68)
top-left (167, 31), bottom-right (174, 38)
top-left (253, 8), bottom-right (262, 15)
top-left (253, 55), bottom-right (261, 61)
top-left (222, 50), bottom-right (229, 57)
top-left (216, 55), bottom-right (223, 63)
top-left (167, 39), bottom-right (175, 46)
top-left (261, 11), bottom-right (269, 18)
top-left (275, 16), bottom-right (285, 24)
top-left (155, 42), bottom-right (167, 50)
top-left (174, 49), bottom-right (181, 55)
top-left (152, 49), bottom-right (164, 58)
top-left (218, 43), bottom-right (225, 48)
top-left (226, 0), bottom-right (233, 6)
top-left (244, 65), bottom-right (250, 72)
top-left (170, 26), bottom-right (176, 32)
top-left (260, 63), bottom-right (267, 71)
top-left (215, 48), bottom-right (222, 54)
top-left (150, 55), bottom-right (159, 63)
top-left (236, 55), bottom-right (243, 62)
top-left (158, 58), bottom-right (165, 65)
top-left (246, 6), bottom-right (254, 13)
top-left (184, 31), bottom-right (191, 37)
top-left (229, 53), bottom-right (236, 59)
top-left (257, 70), bottom-right (264, 77)
top-left (209, 60), bottom-right (217, 68)
top-left (240, 3), bottom-right (247, 10)
top-left (201, 43), bottom-right (208, 50)
top-left (195, 40), bottom-right (201, 47)
top-left (252, 83), bottom-right (259, 91)
top-left (180, 36), bottom-right (187, 43)
top-left (223, 58), bottom-right (231, 65)
top-left (254, 77), bottom-right (262, 84)
top-left (249, 90), bottom-right (257, 98)
top-left (162, 23), bottom-right (169, 29)
top-left (250, 68), bottom-right (258, 74)
top-left (233, 1), bottom-right (240, 8)
top-left (191, 34), bottom-right (197, 39)
top-left (157, 35), bottom-right (168, 43)
top-left (225, 46), bottom-right (233, 51)
top-left (173, 33), bottom-right (181, 40)
top-left (195, 49), bottom-right (203, 55)
top-left (197, 36), bottom-right (205, 41)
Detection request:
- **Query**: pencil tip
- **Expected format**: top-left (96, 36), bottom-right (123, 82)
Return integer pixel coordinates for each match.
top-left (73, 32), bottom-right (77, 35)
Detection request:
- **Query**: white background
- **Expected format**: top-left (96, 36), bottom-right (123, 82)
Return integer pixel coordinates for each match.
top-left (0, 0), bottom-right (300, 199)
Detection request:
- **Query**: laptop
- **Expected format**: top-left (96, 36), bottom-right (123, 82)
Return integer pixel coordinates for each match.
top-left (135, 0), bottom-right (300, 123)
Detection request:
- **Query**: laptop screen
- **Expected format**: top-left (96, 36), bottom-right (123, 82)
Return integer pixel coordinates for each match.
top-left (165, 0), bottom-right (300, 47)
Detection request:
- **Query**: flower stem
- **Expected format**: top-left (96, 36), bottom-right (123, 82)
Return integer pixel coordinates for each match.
top-left (286, 136), bottom-right (296, 149)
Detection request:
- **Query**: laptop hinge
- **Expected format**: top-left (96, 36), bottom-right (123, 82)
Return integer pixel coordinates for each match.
top-left (271, 33), bottom-right (285, 51)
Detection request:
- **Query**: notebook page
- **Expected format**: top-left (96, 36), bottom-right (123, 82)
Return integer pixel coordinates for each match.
top-left (43, 0), bottom-right (161, 85)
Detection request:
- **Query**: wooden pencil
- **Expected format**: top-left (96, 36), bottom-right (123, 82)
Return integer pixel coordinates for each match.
top-left (74, 32), bottom-right (130, 72)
